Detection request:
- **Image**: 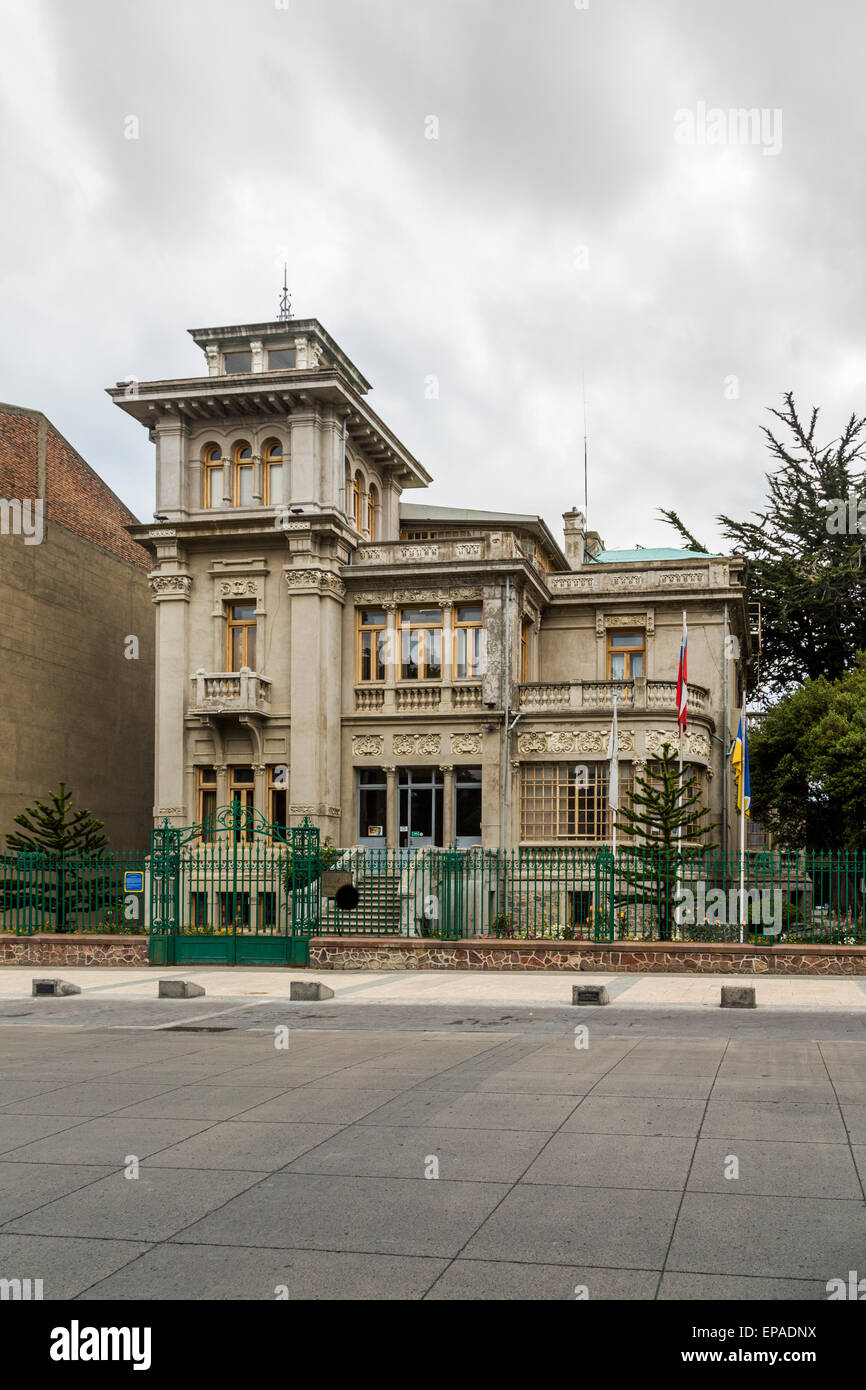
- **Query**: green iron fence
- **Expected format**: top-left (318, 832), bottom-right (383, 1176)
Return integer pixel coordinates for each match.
top-left (0, 851), bottom-right (147, 934)
top-left (3, 844), bottom-right (866, 946)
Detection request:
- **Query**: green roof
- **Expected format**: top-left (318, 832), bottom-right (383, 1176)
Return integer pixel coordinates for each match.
top-left (592, 547), bottom-right (719, 563)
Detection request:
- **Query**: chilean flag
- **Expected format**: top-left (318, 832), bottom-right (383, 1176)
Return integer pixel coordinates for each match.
top-left (676, 612), bottom-right (688, 732)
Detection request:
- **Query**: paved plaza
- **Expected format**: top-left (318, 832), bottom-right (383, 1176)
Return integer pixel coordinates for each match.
top-left (1, 973), bottom-right (866, 1300)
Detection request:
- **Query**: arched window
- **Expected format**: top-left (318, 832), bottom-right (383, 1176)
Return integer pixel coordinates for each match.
top-left (367, 483), bottom-right (379, 541)
top-left (353, 470), bottom-right (364, 532)
top-left (344, 462), bottom-right (352, 518)
top-left (232, 441), bottom-right (253, 507)
top-left (202, 443), bottom-right (223, 509)
top-left (263, 439), bottom-right (283, 506)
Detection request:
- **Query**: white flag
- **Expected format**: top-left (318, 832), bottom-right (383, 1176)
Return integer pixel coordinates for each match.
top-left (608, 697), bottom-right (619, 811)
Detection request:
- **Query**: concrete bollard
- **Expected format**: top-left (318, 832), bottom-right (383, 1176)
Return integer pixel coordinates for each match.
top-left (721, 985), bottom-right (756, 1008)
top-left (290, 981), bottom-right (335, 1001)
top-left (32, 978), bottom-right (81, 997)
top-left (572, 984), bottom-right (609, 1006)
top-left (158, 979), bottom-right (206, 999)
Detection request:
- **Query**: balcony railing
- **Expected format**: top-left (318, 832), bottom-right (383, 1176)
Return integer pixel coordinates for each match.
top-left (190, 668), bottom-right (272, 715)
top-left (518, 678), bottom-right (709, 714)
top-left (353, 683), bottom-right (483, 713)
top-left (353, 534), bottom-right (522, 566)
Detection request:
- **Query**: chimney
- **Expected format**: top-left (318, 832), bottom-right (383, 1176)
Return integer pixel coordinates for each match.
top-left (562, 509), bottom-right (604, 569)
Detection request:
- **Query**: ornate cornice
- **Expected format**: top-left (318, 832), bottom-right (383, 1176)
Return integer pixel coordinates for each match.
top-left (149, 573), bottom-right (191, 601)
top-left (285, 567), bottom-right (346, 600)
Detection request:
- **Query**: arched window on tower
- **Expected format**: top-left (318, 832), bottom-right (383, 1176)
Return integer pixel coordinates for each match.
top-left (202, 443), bottom-right (223, 509)
top-left (232, 442), bottom-right (254, 507)
top-left (263, 439), bottom-right (284, 506)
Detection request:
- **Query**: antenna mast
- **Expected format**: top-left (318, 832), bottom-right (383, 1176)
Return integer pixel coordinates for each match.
top-left (582, 372), bottom-right (589, 530)
top-left (277, 264), bottom-right (293, 322)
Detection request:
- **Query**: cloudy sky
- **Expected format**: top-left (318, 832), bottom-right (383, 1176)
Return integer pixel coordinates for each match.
top-left (1, 0), bottom-right (863, 553)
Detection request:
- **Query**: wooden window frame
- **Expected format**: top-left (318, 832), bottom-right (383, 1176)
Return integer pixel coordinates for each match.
top-left (232, 441), bottom-right (254, 508)
top-left (267, 764), bottom-right (288, 836)
top-left (353, 470), bottom-right (364, 532)
top-left (399, 606), bottom-right (443, 682)
top-left (606, 629), bottom-right (645, 681)
top-left (367, 483), bottom-right (379, 542)
top-left (226, 601), bottom-right (257, 672)
top-left (196, 766), bottom-right (217, 841)
top-left (262, 439), bottom-right (284, 506)
top-left (202, 445), bottom-right (223, 509)
top-left (356, 608), bottom-right (387, 683)
top-left (520, 617), bottom-right (530, 683)
top-left (453, 604), bottom-right (483, 681)
top-left (520, 761), bottom-right (636, 844)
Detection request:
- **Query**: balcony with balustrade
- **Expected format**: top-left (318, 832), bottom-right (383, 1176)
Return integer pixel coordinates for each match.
top-left (353, 682), bottom-right (484, 714)
top-left (517, 678), bottom-right (710, 716)
top-left (189, 668), bottom-right (272, 716)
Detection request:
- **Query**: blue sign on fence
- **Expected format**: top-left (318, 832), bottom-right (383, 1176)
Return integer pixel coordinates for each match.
top-left (124, 871), bottom-right (144, 893)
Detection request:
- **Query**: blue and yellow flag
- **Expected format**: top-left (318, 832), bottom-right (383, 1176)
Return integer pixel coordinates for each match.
top-left (731, 715), bottom-right (751, 817)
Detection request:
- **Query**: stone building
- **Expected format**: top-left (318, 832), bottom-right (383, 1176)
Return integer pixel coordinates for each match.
top-left (111, 317), bottom-right (752, 852)
top-left (0, 402), bottom-right (155, 848)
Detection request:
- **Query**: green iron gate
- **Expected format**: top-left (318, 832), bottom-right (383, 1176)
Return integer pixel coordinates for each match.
top-left (149, 804), bottom-right (322, 967)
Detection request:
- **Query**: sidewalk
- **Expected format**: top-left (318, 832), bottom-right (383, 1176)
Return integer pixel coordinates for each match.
top-left (2, 966), bottom-right (866, 1010)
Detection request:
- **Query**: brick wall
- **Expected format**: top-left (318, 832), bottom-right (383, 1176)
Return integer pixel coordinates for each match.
top-left (0, 404), bottom-right (154, 848)
top-left (0, 402), bottom-right (148, 569)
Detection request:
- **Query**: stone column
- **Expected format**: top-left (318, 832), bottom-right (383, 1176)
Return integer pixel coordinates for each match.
top-left (383, 602), bottom-right (397, 713)
top-left (384, 765), bottom-right (398, 849)
top-left (286, 566), bottom-right (346, 834)
top-left (149, 573), bottom-right (192, 824)
top-left (215, 765), bottom-right (229, 810)
top-left (254, 764), bottom-right (268, 819)
top-left (441, 764), bottom-right (455, 846)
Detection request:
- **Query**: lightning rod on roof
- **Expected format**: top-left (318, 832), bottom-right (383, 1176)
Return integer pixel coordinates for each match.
top-left (278, 264), bottom-right (293, 322)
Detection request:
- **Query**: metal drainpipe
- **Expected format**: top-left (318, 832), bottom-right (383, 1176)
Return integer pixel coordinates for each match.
top-left (502, 575), bottom-right (521, 916)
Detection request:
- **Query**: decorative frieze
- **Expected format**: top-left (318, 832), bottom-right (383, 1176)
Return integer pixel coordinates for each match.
top-left (285, 568), bottom-right (346, 599)
top-left (596, 611), bottom-right (654, 635)
top-left (549, 570), bottom-right (709, 596)
top-left (352, 735), bottom-right (384, 757)
top-left (393, 733), bottom-right (441, 756)
top-left (451, 732), bottom-right (483, 756)
top-left (351, 588), bottom-right (483, 607)
top-left (517, 728), bottom-right (635, 756)
top-left (149, 574), bottom-right (191, 600)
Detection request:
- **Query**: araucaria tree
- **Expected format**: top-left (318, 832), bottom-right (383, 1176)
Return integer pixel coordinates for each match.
top-left (660, 394), bottom-right (866, 694)
top-left (615, 744), bottom-right (714, 940)
top-left (7, 783), bottom-right (108, 854)
top-left (6, 785), bottom-right (108, 932)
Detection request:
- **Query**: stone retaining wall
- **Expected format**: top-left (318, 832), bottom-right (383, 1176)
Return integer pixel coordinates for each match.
top-left (4, 934), bottom-right (865, 976)
top-left (309, 936), bottom-right (866, 975)
top-left (0, 935), bottom-right (149, 966)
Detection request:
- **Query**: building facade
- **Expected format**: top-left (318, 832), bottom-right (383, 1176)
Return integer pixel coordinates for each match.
top-left (0, 403), bottom-right (155, 849)
top-left (112, 318), bottom-right (752, 852)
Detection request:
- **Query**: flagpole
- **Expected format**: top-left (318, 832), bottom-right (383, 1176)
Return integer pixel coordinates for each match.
top-left (675, 610), bottom-right (686, 938)
top-left (739, 697), bottom-right (747, 944)
top-left (611, 694), bottom-right (617, 861)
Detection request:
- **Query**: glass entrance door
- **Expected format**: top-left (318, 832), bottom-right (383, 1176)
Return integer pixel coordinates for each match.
top-left (398, 767), bottom-right (443, 848)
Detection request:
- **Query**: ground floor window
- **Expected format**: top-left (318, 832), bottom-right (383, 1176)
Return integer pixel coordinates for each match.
top-left (258, 891), bottom-right (278, 928)
top-left (358, 768), bottom-right (387, 843)
top-left (228, 767), bottom-right (255, 841)
top-left (196, 767), bottom-right (217, 841)
top-left (455, 766), bottom-right (482, 846)
top-left (268, 765), bottom-right (288, 837)
top-left (219, 891), bottom-right (250, 928)
top-left (399, 767), bottom-right (443, 848)
top-left (520, 761), bottom-right (635, 843)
